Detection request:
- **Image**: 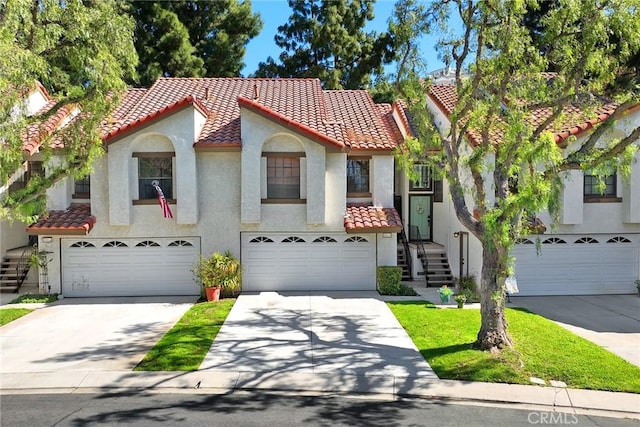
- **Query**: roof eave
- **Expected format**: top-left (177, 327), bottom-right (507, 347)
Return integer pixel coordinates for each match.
top-left (345, 225), bottom-right (402, 234)
top-left (237, 96), bottom-right (347, 152)
top-left (103, 95), bottom-right (210, 144)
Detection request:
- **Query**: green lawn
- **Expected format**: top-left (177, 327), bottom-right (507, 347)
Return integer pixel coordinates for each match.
top-left (9, 294), bottom-right (58, 304)
top-left (388, 301), bottom-right (640, 393)
top-left (0, 308), bottom-right (33, 326)
top-left (135, 299), bottom-right (235, 371)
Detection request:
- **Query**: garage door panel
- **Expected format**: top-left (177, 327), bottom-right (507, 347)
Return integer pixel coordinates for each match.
top-left (513, 235), bottom-right (638, 295)
top-left (62, 237), bottom-right (201, 297)
top-left (242, 233), bottom-right (376, 292)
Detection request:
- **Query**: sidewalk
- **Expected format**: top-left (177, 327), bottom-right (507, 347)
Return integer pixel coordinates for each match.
top-left (1, 370), bottom-right (638, 418)
top-left (1, 285), bottom-right (638, 418)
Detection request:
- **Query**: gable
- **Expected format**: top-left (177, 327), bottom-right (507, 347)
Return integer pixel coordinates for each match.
top-left (102, 78), bottom-right (405, 153)
top-left (427, 84), bottom-right (626, 146)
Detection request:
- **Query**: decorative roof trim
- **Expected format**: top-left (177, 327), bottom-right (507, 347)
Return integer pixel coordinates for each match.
top-left (193, 143), bottom-right (242, 152)
top-left (554, 103), bottom-right (640, 144)
top-left (427, 86), bottom-right (639, 147)
top-left (345, 148), bottom-right (395, 156)
top-left (34, 81), bottom-right (52, 101)
top-left (23, 104), bottom-right (75, 155)
top-left (26, 203), bottom-right (95, 236)
top-left (392, 99), bottom-right (414, 137)
top-left (102, 95), bottom-right (210, 144)
top-left (344, 205), bottom-right (403, 234)
top-left (237, 96), bottom-right (347, 151)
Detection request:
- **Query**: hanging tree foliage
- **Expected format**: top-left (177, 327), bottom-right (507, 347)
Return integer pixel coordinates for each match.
top-left (394, 0), bottom-right (640, 351)
top-left (0, 0), bottom-right (138, 223)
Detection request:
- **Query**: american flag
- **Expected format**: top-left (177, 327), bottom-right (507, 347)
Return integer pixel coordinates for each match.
top-left (152, 182), bottom-right (173, 218)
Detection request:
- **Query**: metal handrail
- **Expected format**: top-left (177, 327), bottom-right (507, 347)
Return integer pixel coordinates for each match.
top-left (399, 227), bottom-right (412, 281)
top-left (15, 246), bottom-right (34, 288)
top-left (410, 225), bottom-right (429, 285)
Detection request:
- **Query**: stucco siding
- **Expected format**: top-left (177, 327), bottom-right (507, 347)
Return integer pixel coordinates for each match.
top-left (105, 107), bottom-right (202, 226)
top-left (372, 155), bottom-right (394, 207)
top-left (240, 108), bottom-right (330, 227)
top-left (377, 233), bottom-right (397, 266)
top-left (325, 153), bottom-right (347, 227)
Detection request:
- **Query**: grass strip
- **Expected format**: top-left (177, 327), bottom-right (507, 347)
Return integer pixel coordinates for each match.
top-left (9, 294), bottom-right (58, 304)
top-left (0, 308), bottom-right (33, 326)
top-left (388, 301), bottom-right (640, 393)
top-left (135, 299), bottom-right (235, 371)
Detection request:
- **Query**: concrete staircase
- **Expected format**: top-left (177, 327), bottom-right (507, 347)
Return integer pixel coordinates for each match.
top-left (0, 246), bottom-right (34, 293)
top-left (397, 246), bottom-right (412, 281)
top-left (421, 249), bottom-right (455, 287)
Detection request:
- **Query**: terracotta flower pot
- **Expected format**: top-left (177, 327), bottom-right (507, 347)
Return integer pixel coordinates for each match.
top-left (205, 287), bottom-right (221, 302)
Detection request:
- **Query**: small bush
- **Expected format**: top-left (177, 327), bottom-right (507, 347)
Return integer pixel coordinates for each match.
top-left (192, 251), bottom-right (242, 299)
top-left (9, 294), bottom-right (58, 304)
top-left (377, 266), bottom-right (417, 296)
top-left (457, 275), bottom-right (480, 303)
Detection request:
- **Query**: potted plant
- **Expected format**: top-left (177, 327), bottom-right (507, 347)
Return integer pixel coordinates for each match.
top-left (454, 293), bottom-right (467, 308)
top-left (438, 285), bottom-right (454, 303)
top-left (192, 251), bottom-right (242, 302)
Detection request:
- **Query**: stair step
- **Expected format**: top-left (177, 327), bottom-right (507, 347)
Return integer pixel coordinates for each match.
top-left (428, 280), bottom-right (455, 286)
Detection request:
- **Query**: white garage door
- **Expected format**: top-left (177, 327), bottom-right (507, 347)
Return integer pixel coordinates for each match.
top-left (62, 237), bottom-right (201, 297)
top-left (242, 233), bottom-right (376, 292)
top-left (512, 234), bottom-right (639, 296)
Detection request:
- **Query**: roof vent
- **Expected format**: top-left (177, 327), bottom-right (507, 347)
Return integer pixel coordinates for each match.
top-left (204, 87), bottom-right (210, 100)
top-left (253, 83), bottom-right (259, 100)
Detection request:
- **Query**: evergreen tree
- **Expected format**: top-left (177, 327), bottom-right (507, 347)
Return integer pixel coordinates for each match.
top-left (127, 0), bottom-right (262, 85)
top-left (128, 2), bottom-right (205, 86)
top-left (254, 0), bottom-right (393, 90)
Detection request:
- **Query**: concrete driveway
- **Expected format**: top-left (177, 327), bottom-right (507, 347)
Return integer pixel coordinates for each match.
top-left (0, 296), bottom-right (196, 373)
top-left (510, 295), bottom-right (640, 367)
top-left (199, 292), bottom-right (436, 378)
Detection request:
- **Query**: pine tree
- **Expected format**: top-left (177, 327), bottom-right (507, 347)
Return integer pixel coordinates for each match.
top-left (254, 0), bottom-right (393, 90)
top-left (127, 0), bottom-right (262, 85)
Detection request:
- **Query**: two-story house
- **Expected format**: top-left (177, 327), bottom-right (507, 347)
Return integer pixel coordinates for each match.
top-left (17, 78), bottom-right (407, 297)
top-left (399, 81), bottom-right (640, 296)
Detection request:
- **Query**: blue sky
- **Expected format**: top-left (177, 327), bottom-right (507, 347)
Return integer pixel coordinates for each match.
top-left (241, 0), bottom-right (448, 76)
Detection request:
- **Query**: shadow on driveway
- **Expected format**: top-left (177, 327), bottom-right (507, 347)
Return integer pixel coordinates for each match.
top-left (510, 295), bottom-right (640, 333)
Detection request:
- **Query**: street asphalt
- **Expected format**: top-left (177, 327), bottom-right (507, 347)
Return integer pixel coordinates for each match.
top-left (0, 287), bottom-right (638, 419)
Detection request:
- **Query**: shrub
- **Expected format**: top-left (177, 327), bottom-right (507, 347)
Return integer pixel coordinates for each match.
top-left (192, 251), bottom-right (242, 299)
top-left (457, 275), bottom-right (480, 303)
top-left (377, 266), bottom-right (417, 296)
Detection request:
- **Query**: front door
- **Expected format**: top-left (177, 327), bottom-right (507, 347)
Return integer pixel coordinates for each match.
top-left (409, 195), bottom-right (432, 241)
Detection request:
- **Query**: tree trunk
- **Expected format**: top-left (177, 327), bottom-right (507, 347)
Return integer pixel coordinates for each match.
top-left (473, 242), bottom-right (512, 351)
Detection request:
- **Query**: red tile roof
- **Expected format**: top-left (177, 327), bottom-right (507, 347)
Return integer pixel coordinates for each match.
top-left (391, 99), bottom-right (414, 137)
top-left (344, 204), bottom-right (403, 233)
top-left (102, 78), bottom-right (404, 151)
top-left (27, 203), bottom-right (96, 235)
top-left (428, 84), bottom-right (621, 145)
top-left (237, 96), bottom-right (344, 150)
top-left (103, 95), bottom-right (210, 142)
top-left (22, 104), bottom-right (74, 155)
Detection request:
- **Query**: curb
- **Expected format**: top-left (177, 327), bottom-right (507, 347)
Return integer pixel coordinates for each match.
top-left (2, 371), bottom-right (638, 418)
